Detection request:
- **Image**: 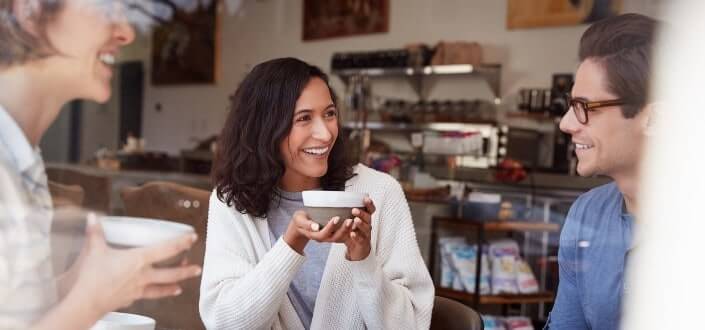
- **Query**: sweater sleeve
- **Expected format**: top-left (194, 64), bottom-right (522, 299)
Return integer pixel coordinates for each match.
top-left (345, 177), bottom-right (435, 330)
top-left (199, 192), bottom-right (305, 330)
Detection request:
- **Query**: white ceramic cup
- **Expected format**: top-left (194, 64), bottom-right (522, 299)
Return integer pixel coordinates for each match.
top-left (90, 312), bottom-right (155, 330)
top-left (302, 191), bottom-right (367, 227)
top-left (100, 216), bottom-right (195, 266)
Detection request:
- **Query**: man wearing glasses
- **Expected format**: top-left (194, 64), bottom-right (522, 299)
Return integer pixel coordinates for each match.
top-left (544, 13), bottom-right (658, 330)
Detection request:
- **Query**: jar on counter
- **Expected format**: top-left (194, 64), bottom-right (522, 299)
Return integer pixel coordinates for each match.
top-left (434, 100), bottom-right (451, 122)
top-left (380, 99), bottom-right (394, 122)
top-left (411, 101), bottom-right (426, 124)
top-left (423, 100), bottom-right (438, 122)
top-left (445, 100), bottom-right (462, 122)
top-left (390, 100), bottom-right (412, 123)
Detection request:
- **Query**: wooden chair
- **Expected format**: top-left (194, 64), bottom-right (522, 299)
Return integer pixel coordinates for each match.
top-left (48, 181), bottom-right (84, 209)
top-left (431, 296), bottom-right (484, 330)
top-left (48, 181), bottom-right (86, 275)
top-left (119, 181), bottom-right (210, 330)
top-left (46, 167), bottom-right (111, 213)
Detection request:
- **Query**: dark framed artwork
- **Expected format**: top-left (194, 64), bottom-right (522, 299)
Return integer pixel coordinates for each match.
top-left (151, 1), bottom-right (219, 85)
top-left (507, 0), bottom-right (622, 29)
top-left (303, 0), bottom-right (389, 41)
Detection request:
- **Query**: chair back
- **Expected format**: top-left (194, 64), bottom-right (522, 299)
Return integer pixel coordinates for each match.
top-left (48, 181), bottom-right (84, 209)
top-left (119, 181), bottom-right (211, 330)
top-left (46, 167), bottom-right (111, 212)
top-left (48, 181), bottom-right (86, 275)
top-left (431, 296), bottom-right (484, 330)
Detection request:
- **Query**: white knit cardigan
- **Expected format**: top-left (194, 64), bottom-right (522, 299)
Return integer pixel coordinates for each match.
top-left (199, 164), bottom-right (434, 329)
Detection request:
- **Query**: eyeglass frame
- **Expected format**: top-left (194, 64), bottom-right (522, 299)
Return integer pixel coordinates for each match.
top-left (564, 93), bottom-right (628, 124)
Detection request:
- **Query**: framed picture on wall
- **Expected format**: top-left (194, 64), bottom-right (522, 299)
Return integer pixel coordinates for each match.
top-left (507, 0), bottom-right (622, 29)
top-left (151, 1), bottom-right (219, 85)
top-left (303, 0), bottom-right (389, 41)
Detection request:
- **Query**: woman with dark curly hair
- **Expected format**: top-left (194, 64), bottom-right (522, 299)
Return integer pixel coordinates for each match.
top-left (200, 57), bottom-right (434, 329)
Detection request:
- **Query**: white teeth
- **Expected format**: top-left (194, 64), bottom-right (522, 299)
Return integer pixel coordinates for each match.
top-left (303, 146), bottom-right (329, 155)
top-left (575, 143), bottom-right (593, 150)
top-left (99, 53), bottom-right (115, 65)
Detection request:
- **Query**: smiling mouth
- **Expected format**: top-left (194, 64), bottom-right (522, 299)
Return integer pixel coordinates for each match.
top-left (303, 146), bottom-right (330, 156)
top-left (98, 53), bottom-right (116, 66)
top-left (575, 143), bottom-right (594, 150)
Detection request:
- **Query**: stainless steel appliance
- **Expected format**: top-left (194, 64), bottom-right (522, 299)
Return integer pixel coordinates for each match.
top-left (503, 118), bottom-right (576, 173)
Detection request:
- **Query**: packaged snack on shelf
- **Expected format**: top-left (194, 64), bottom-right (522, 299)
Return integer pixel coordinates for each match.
top-left (482, 315), bottom-right (507, 330)
top-left (504, 316), bottom-right (534, 330)
top-left (516, 258), bottom-right (539, 294)
top-left (438, 237), bottom-right (466, 288)
top-left (450, 244), bottom-right (490, 294)
top-left (489, 239), bottom-right (520, 294)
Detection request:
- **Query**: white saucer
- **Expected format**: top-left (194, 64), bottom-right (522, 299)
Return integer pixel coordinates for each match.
top-left (90, 312), bottom-right (155, 330)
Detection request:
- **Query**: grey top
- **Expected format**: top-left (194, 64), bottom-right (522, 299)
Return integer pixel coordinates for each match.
top-left (267, 189), bottom-right (331, 329)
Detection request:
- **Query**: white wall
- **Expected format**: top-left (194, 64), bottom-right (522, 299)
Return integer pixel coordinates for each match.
top-left (113, 0), bottom-right (664, 155)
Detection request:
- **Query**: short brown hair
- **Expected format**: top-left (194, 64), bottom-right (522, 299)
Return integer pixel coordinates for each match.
top-left (0, 0), bottom-right (63, 67)
top-left (579, 13), bottom-right (659, 118)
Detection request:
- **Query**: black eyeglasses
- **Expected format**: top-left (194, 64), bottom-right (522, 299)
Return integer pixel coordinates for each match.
top-left (565, 93), bottom-right (627, 124)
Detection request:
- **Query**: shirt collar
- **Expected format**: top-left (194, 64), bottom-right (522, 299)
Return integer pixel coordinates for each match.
top-left (0, 104), bottom-right (42, 174)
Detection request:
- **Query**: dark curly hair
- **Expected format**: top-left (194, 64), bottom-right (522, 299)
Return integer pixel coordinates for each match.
top-left (212, 57), bottom-right (355, 218)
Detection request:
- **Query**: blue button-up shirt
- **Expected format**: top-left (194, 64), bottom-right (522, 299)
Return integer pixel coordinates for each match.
top-left (545, 182), bottom-right (635, 330)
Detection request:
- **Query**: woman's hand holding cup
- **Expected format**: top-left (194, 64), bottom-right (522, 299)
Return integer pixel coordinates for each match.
top-left (68, 214), bottom-right (202, 319)
top-left (284, 196), bottom-right (376, 261)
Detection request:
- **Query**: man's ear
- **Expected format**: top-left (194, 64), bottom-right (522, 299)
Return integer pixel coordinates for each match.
top-left (642, 102), bottom-right (662, 137)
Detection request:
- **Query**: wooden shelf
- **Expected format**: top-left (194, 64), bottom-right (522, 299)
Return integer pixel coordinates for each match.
top-left (406, 195), bottom-right (452, 204)
top-left (333, 64), bottom-right (502, 100)
top-left (343, 121), bottom-right (499, 132)
top-left (504, 111), bottom-right (555, 122)
top-left (436, 288), bottom-right (555, 305)
top-left (434, 217), bottom-right (560, 233)
top-left (332, 64), bottom-right (501, 78)
top-left (180, 150), bottom-right (213, 162)
top-left (483, 221), bottom-right (559, 232)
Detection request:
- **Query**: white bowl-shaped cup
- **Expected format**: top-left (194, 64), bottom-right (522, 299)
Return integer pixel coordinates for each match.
top-left (100, 216), bottom-right (195, 267)
top-left (90, 312), bottom-right (155, 330)
top-left (302, 191), bottom-right (367, 228)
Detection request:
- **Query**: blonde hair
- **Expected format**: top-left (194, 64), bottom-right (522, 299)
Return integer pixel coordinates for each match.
top-left (0, 0), bottom-right (63, 67)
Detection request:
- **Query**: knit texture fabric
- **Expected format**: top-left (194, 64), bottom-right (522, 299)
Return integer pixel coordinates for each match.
top-left (199, 164), bottom-right (434, 329)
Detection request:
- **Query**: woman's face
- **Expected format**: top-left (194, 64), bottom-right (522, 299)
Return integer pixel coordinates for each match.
top-left (41, 0), bottom-right (135, 103)
top-left (279, 77), bottom-right (339, 190)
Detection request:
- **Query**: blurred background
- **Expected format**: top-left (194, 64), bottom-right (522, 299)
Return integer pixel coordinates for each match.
top-left (39, 1), bottom-right (668, 329)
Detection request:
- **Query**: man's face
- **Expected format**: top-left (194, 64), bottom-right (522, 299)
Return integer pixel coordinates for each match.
top-left (559, 58), bottom-right (648, 178)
